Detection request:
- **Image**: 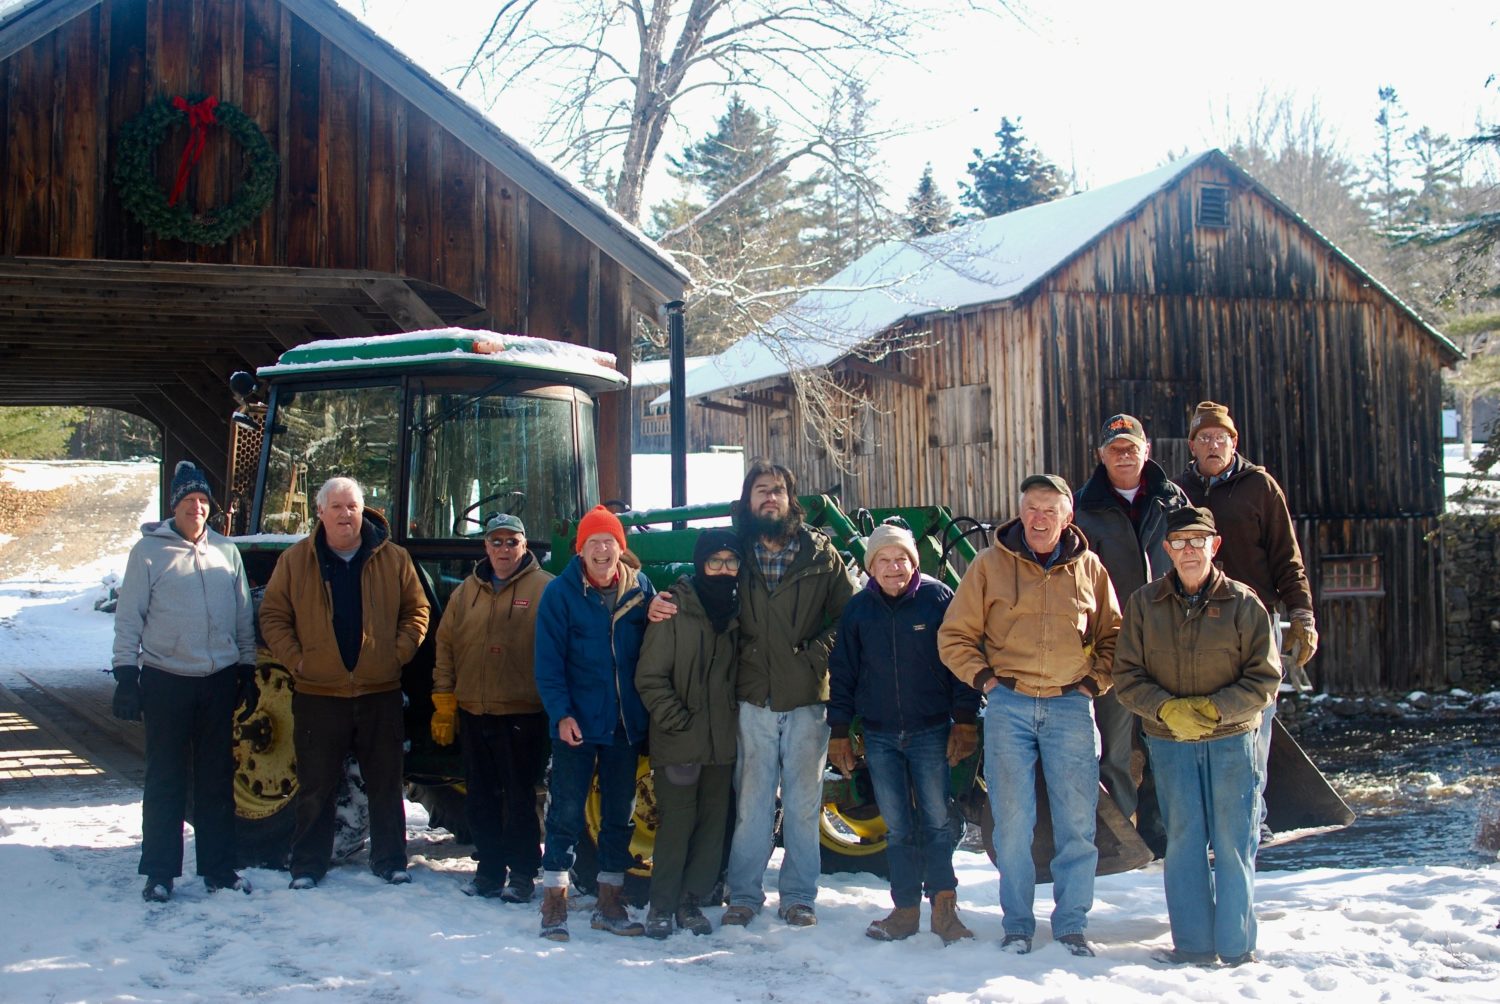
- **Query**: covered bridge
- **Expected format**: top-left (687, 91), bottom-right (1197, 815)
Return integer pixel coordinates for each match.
top-left (678, 150), bottom-right (1462, 693)
top-left (0, 0), bottom-right (687, 504)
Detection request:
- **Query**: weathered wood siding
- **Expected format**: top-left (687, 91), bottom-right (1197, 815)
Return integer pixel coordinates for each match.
top-left (0, 0), bottom-right (642, 495)
top-left (630, 384), bottom-right (745, 454)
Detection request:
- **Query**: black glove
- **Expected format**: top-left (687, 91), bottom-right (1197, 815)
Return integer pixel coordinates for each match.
top-left (234, 664), bottom-right (260, 723)
top-left (111, 666), bottom-right (142, 722)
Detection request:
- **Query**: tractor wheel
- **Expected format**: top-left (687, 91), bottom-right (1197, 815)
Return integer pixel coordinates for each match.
top-left (407, 781), bottom-right (472, 843)
top-left (575, 754), bottom-right (656, 907)
top-left (819, 798), bottom-right (890, 877)
top-left (232, 660), bottom-right (298, 869)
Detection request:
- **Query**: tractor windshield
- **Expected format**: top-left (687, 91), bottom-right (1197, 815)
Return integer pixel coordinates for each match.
top-left (259, 382), bottom-right (401, 535)
top-left (406, 381), bottom-right (597, 542)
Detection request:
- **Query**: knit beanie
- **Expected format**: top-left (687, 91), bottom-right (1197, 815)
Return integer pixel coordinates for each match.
top-left (692, 528), bottom-right (744, 571)
top-left (168, 460), bottom-right (213, 511)
top-left (575, 504), bottom-right (626, 553)
top-left (1188, 401), bottom-right (1238, 440)
top-left (864, 523), bottom-right (919, 573)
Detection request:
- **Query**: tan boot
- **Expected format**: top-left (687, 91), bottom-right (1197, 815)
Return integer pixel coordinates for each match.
top-left (539, 886), bottom-right (569, 942)
top-left (930, 890), bottom-right (974, 945)
top-left (865, 905), bottom-right (921, 941)
top-left (591, 882), bottom-right (645, 936)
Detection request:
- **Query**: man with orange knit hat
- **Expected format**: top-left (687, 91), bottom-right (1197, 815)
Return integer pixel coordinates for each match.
top-left (533, 505), bottom-right (656, 942)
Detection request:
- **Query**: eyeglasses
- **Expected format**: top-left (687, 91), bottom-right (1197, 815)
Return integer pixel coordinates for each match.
top-left (1194, 433), bottom-right (1232, 446)
top-left (704, 556), bottom-right (741, 572)
top-left (485, 537), bottom-right (524, 549)
top-left (1166, 537), bottom-right (1212, 550)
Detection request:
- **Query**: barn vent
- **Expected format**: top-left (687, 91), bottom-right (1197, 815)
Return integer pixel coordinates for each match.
top-left (1197, 185), bottom-right (1231, 228)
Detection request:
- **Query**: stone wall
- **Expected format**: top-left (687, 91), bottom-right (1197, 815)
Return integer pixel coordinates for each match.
top-left (1440, 513), bottom-right (1500, 693)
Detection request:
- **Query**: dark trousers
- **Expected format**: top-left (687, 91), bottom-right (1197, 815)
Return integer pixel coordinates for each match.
top-left (460, 709), bottom-right (549, 883)
top-left (138, 665), bottom-right (238, 880)
top-left (290, 690), bottom-right (406, 879)
top-left (648, 763), bottom-right (734, 913)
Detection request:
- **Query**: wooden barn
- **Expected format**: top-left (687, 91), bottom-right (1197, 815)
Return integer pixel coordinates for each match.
top-left (630, 355), bottom-right (744, 454)
top-left (0, 0), bottom-right (688, 505)
top-left (680, 150), bottom-right (1461, 693)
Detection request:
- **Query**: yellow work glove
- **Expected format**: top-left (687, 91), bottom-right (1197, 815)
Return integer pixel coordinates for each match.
top-left (946, 723), bottom-right (979, 766)
top-left (1159, 698), bottom-right (1217, 742)
top-left (827, 736), bottom-right (855, 776)
top-left (430, 692), bottom-right (458, 746)
top-left (1287, 610), bottom-right (1318, 668)
top-left (1185, 696), bottom-right (1220, 724)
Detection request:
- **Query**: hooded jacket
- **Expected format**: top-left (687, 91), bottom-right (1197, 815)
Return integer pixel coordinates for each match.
top-left (112, 520), bottom-right (256, 676)
top-left (1112, 566), bottom-right (1281, 741)
top-left (937, 520), bottom-right (1121, 698)
top-left (736, 525), bottom-right (856, 711)
top-left (634, 575), bottom-right (739, 767)
top-left (258, 509), bottom-right (430, 697)
top-left (433, 551), bottom-right (552, 715)
top-left (533, 552), bottom-right (655, 746)
top-left (1174, 455), bottom-right (1313, 615)
top-left (1073, 458), bottom-right (1188, 601)
top-left (828, 573), bottom-right (980, 738)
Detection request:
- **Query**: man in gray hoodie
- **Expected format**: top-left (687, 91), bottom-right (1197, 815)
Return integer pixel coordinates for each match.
top-left (112, 461), bottom-right (259, 903)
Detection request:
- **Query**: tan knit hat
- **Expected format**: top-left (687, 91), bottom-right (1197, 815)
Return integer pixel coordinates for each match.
top-left (864, 523), bottom-right (919, 572)
top-left (1188, 401), bottom-right (1238, 440)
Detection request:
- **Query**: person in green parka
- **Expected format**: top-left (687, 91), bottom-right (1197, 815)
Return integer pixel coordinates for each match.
top-left (635, 529), bottom-right (744, 939)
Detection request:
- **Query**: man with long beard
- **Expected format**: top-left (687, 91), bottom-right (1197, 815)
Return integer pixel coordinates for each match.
top-left (650, 460), bottom-right (855, 927)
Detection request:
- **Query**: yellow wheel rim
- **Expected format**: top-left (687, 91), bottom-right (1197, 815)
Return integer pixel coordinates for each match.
top-left (584, 754), bottom-right (657, 877)
top-left (232, 658), bottom-right (298, 820)
top-left (820, 799), bottom-right (889, 857)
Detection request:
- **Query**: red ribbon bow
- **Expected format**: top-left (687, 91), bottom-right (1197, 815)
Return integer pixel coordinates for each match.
top-left (167, 95), bottom-right (219, 207)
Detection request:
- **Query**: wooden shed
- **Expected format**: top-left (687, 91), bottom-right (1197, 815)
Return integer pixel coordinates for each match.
top-left (630, 355), bottom-right (744, 454)
top-left (0, 0), bottom-right (688, 504)
top-left (681, 150), bottom-right (1461, 693)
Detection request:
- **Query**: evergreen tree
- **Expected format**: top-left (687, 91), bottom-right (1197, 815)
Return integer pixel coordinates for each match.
top-left (0, 407), bottom-right (84, 459)
top-left (905, 164), bottom-right (953, 237)
top-left (803, 81), bottom-right (891, 266)
top-left (1405, 126), bottom-right (1465, 227)
top-left (1364, 86), bottom-right (1414, 229)
top-left (958, 118), bottom-right (1065, 219)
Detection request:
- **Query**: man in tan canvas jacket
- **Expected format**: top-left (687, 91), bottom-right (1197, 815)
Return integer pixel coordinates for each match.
top-left (259, 476), bottom-right (429, 889)
top-left (937, 474), bottom-right (1121, 959)
top-left (430, 512), bottom-right (553, 903)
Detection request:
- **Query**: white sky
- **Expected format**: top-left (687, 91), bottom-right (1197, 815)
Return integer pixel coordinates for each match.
top-left (341, 0), bottom-right (1500, 210)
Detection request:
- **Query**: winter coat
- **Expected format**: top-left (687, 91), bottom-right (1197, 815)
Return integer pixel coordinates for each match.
top-left (1174, 455), bottom-right (1313, 615)
top-left (737, 526), bottom-right (857, 712)
top-left (634, 576), bottom-right (739, 767)
top-left (828, 573), bottom-right (980, 738)
top-left (258, 509), bottom-right (430, 698)
top-left (1112, 566), bottom-right (1281, 741)
top-left (433, 552), bottom-right (552, 716)
top-left (112, 520), bottom-right (256, 676)
top-left (937, 520), bottom-right (1121, 698)
top-left (533, 553), bottom-right (655, 746)
top-left (1073, 459), bottom-right (1189, 601)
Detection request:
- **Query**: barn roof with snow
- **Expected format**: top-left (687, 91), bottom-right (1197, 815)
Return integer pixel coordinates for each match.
top-left (673, 150), bottom-right (1458, 404)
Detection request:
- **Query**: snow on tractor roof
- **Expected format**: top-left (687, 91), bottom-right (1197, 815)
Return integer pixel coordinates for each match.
top-left (257, 329), bottom-right (628, 393)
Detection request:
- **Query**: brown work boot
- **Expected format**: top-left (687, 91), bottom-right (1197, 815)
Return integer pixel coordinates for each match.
top-left (865, 905), bottom-right (921, 941)
top-left (591, 882), bottom-right (645, 936)
top-left (539, 886), bottom-right (569, 942)
top-left (930, 890), bottom-right (974, 945)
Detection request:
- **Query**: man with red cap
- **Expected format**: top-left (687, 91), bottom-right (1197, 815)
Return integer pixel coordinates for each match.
top-left (533, 504), bottom-right (656, 942)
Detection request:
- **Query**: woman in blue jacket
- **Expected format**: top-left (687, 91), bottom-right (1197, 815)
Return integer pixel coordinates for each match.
top-left (828, 522), bottom-right (980, 944)
top-left (533, 505), bottom-right (655, 942)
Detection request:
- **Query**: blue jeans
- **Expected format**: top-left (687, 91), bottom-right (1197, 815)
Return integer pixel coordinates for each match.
top-left (541, 735), bottom-right (641, 886)
top-left (983, 686), bottom-right (1099, 938)
top-left (1146, 731), bottom-right (1261, 959)
top-left (864, 723), bottom-right (957, 908)
top-left (725, 702), bottom-right (830, 911)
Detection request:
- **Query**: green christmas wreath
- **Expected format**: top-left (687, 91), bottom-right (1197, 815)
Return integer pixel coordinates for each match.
top-left (114, 94), bottom-right (279, 246)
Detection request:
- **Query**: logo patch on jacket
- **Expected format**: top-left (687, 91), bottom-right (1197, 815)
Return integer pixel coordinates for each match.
top-left (912, 624), bottom-right (927, 631)
top-left (512, 598), bottom-right (531, 608)
top-left (1207, 606), bottom-right (1221, 618)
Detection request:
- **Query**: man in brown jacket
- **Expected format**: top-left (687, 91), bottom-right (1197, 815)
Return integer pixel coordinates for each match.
top-left (937, 474), bottom-right (1121, 958)
top-left (431, 512), bottom-right (552, 903)
top-left (259, 476), bottom-right (430, 889)
top-left (1112, 505), bottom-right (1280, 966)
top-left (1174, 401), bottom-right (1316, 835)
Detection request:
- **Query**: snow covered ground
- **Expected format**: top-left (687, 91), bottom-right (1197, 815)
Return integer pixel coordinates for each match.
top-left (2, 460), bottom-right (1499, 1002)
